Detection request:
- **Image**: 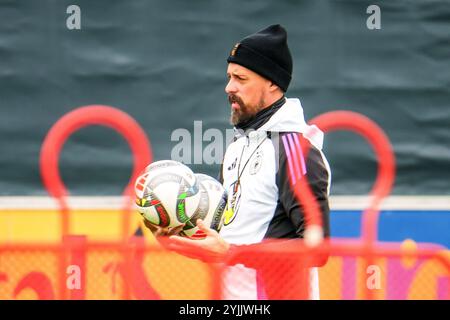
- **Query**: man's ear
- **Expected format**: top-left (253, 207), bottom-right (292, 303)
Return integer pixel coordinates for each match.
top-left (269, 81), bottom-right (282, 94)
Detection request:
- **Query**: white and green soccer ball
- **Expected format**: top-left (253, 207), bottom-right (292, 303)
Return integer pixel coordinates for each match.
top-left (180, 173), bottom-right (227, 239)
top-left (134, 160), bottom-right (227, 239)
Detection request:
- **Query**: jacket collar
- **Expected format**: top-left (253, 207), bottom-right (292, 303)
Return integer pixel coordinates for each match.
top-left (234, 98), bottom-right (324, 151)
top-left (234, 96), bottom-right (286, 132)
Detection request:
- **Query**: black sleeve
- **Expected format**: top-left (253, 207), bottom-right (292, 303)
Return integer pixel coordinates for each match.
top-left (277, 132), bottom-right (330, 239)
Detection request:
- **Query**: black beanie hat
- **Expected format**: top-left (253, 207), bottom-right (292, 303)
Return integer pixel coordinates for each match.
top-left (227, 24), bottom-right (293, 92)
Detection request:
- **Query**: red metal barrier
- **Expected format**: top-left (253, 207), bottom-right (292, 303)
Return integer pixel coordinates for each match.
top-left (6, 108), bottom-right (441, 300)
top-left (283, 111), bottom-right (395, 250)
top-left (0, 239), bottom-right (448, 299)
top-left (307, 111), bottom-right (396, 299)
top-left (39, 105), bottom-right (152, 299)
top-left (40, 105), bottom-right (152, 240)
top-left (310, 111), bottom-right (395, 245)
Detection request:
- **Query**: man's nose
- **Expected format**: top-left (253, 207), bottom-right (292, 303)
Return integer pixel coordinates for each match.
top-left (225, 79), bottom-right (237, 94)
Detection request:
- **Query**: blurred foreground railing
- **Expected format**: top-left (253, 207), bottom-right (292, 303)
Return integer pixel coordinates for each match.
top-left (0, 237), bottom-right (448, 300)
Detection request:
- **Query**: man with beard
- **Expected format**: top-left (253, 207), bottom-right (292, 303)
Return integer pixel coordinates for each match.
top-left (147, 24), bottom-right (331, 300)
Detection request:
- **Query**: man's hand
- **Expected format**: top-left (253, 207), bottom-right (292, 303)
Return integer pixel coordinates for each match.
top-left (142, 219), bottom-right (185, 237)
top-left (166, 219), bottom-right (230, 263)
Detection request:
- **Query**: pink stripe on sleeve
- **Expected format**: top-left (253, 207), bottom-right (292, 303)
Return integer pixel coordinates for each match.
top-left (292, 133), bottom-right (307, 175)
top-left (281, 134), bottom-right (297, 184)
top-left (287, 133), bottom-right (303, 181)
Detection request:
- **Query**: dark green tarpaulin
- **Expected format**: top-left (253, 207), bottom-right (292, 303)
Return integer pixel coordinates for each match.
top-left (0, 0), bottom-right (449, 195)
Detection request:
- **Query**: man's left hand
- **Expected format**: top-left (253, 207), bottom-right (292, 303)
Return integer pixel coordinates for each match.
top-left (165, 219), bottom-right (230, 263)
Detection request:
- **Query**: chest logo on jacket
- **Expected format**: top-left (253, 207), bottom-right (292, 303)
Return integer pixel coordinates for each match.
top-left (249, 149), bottom-right (263, 175)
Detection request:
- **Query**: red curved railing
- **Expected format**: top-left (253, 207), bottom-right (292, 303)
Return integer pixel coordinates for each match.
top-left (39, 105), bottom-right (152, 240)
top-left (309, 111), bottom-right (396, 245)
top-left (285, 110), bottom-right (395, 248)
top-left (302, 110), bottom-right (396, 300)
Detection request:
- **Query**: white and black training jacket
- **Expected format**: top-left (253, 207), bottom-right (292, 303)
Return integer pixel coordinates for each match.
top-left (218, 96), bottom-right (331, 300)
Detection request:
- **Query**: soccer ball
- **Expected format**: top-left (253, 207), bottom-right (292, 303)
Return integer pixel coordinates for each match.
top-left (134, 161), bottom-right (227, 239)
top-left (135, 160), bottom-right (200, 228)
top-left (180, 173), bottom-right (227, 239)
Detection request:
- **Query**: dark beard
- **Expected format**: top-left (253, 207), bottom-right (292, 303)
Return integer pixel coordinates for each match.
top-left (228, 94), bottom-right (264, 126)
